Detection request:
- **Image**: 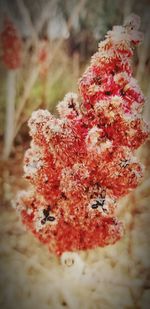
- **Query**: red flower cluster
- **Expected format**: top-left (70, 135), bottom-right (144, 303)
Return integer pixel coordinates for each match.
top-left (1, 17), bottom-right (22, 70)
top-left (15, 14), bottom-right (149, 256)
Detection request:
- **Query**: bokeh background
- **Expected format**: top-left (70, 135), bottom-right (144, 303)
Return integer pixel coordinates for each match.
top-left (0, 0), bottom-right (150, 308)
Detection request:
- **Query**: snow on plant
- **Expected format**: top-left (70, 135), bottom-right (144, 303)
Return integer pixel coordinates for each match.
top-left (14, 14), bottom-right (149, 256)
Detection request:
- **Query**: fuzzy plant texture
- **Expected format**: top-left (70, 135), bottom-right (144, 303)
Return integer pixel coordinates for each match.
top-left (15, 14), bottom-right (149, 256)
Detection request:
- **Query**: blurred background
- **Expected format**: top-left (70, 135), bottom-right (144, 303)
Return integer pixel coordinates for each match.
top-left (0, 0), bottom-right (150, 308)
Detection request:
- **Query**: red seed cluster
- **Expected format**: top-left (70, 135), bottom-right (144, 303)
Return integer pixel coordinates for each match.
top-left (0, 17), bottom-right (22, 70)
top-left (15, 14), bottom-right (149, 256)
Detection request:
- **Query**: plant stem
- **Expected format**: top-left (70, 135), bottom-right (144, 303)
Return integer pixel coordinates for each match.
top-left (3, 70), bottom-right (16, 159)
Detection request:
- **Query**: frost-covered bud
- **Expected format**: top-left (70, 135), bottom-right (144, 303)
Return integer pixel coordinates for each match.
top-left (86, 126), bottom-right (112, 153)
top-left (60, 163), bottom-right (89, 200)
top-left (28, 109), bottom-right (52, 136)
top-left (57, 92), bottom-right (80, 118)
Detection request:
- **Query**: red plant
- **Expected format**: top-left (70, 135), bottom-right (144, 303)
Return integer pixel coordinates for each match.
top-left (15, 14), bottom-right (149, 256)
top-left (1, 17), bottom-right (22, 70)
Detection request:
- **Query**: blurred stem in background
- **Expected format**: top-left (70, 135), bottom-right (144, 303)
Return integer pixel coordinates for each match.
top-left (3, 70), bottom-right (16, 158)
